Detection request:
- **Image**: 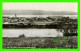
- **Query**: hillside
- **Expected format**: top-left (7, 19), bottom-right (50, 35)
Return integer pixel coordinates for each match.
top-left (3, 10), bottom-right (77, 15)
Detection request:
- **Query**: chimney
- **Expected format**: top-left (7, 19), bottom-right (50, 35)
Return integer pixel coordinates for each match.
top-left (15, 13), bottom-right (17, 17)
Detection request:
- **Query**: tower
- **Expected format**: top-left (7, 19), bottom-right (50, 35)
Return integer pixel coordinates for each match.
top-left (15, 13), bottom-right (17, 17)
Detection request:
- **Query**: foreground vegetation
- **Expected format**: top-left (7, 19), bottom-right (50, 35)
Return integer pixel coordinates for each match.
top-left (3, 36), bottom-right (77, 48)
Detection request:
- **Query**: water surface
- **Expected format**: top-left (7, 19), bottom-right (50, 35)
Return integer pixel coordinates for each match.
top-left (3, 29), bottom-right (63, 37)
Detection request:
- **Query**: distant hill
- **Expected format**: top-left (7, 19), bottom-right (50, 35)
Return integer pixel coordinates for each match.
top-left (3, 10), bottom-right (77, 15)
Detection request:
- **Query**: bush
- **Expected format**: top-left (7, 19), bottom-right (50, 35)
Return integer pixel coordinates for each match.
top-left (18, 34), bottom-right (26, 38)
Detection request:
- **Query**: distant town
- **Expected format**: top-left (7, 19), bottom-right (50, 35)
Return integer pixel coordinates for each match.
top-left (3, 14), bottom-right (77, 25)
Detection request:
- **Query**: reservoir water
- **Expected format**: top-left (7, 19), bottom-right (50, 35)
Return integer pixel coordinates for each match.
top-left (3, 29), bottom-right (63, 37)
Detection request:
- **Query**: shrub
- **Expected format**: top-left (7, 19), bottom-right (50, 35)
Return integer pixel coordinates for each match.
top-left (18, 34), bottom-right (26, 38)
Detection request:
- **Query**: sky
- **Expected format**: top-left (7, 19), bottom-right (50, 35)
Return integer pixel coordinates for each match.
top-left (3, 3), bottom-right (77, 12)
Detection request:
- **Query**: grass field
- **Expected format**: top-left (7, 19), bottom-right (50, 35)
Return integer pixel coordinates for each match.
top-left (3, 36), bottom-right (77, 49)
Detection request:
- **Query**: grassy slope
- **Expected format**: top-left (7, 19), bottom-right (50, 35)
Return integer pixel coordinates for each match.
top-left (3, 36), bottom-right (77, 48)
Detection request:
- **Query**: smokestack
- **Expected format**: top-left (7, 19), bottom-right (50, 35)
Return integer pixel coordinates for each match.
top-left (15, 13), bottom-right (17, 17)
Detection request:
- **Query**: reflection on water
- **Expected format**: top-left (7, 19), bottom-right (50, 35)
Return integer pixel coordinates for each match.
top-left (3, 29), bottom-right (63, 37)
